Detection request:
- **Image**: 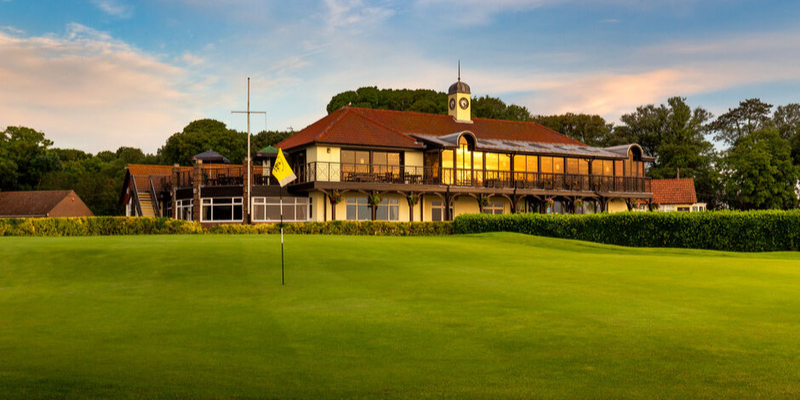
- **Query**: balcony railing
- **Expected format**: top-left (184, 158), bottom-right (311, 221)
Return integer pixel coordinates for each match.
top-left (298, 162), bottom-right (651, 193)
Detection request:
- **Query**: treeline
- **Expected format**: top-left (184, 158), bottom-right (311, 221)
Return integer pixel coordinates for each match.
top-left (0, 122), bottom-right (292, 215)
top-left (328, 88), bottom-right (800, 211)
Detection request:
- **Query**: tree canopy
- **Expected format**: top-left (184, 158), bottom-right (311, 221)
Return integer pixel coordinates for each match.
top-left (326, 87), bottom-right (536, 122)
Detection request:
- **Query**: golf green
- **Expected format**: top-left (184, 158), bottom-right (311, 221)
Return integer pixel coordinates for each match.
top-left (1, 233), bottom-right (798, 399)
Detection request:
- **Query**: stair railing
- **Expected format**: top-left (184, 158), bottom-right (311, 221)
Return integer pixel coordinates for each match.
top-left (130, 175), bottom-right (144, 217)
top-left (149, 176), bottom-right (161, 217)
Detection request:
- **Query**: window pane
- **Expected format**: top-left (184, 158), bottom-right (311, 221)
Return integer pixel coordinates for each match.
top-left (567, 158), bottom-right (579, 174)
top-left (341, 150), bottom-right (354, 164)
top-left (514, 155), bottom-right (526, 172)
top-left (527, 156), bottom-right (538, 173)
top-left (387, 153), bottom-right (400, 166)
top-left (358, 204), bottom-right (370, 220)
top-left (541, 157), bottom-right (553, 174)
top-left (579, 159), bottom-right (589, 175)
top-left (254, 205), bottom-right (265, 221)
top-left (485, 153), bottom-right (498, 171)
top-left (499, 154), bottom-right (510, 171)
top-left (553, 158), bottom-right (563, 174)
top-left (615, 160), bottom-right (624, 176)
top-left (442, 150), bottom-right (453, 168)
top-left (374, 152), bottom-right (387, 165)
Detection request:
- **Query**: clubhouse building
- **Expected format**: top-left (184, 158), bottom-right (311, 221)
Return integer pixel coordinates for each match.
top-left (121, 77), bottom-right (654, 224)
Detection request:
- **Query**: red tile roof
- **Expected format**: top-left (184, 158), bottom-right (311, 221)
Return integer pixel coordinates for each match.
top-left (0, 190), bottom-right (94, 218)
top-left (276, 107), bottom-right (586, 150)
top-left (650, 178), bottom-right (698, 205)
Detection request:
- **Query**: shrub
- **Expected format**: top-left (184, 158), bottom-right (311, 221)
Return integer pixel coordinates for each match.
top-left (0, 217), bottom-right (204, 236)
top-left (453, 211), bottom-right (800, 252)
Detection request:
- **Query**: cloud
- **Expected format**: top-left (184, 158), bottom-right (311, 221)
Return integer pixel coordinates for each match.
top-left (322, 0), bottom-right (395, 31)
top-left (90, 0), bottom-right (133, 18)
top-left (0, 24), bottom-right (200, 153)
top-left (505, 29), bottom-right (800, 123)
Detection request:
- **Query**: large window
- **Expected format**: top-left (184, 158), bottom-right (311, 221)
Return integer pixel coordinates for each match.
top-left (252, 197), bottom-right (310, 222)
top-left (201, 197), bottom-right (243, 222)
top-left (514, 154), bottom-right (538, 182)
top-left (541, 157), bottom-right (564, 175)
top-left (346, 196), bottom-right (371, 221)
top-left (482, 201), bottom-right (504, 215)
top-left (593, 160), bottom-right (614, 176)
top-left (341, 150), bottom-right (369, 174)
top-left (430, 200), bottom-right (452, 221)
top-left (177, 199), bottom-right (193, 221)
top-left (375, 198), bottom-right (399, 221)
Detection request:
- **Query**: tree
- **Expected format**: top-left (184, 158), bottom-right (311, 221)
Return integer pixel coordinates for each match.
top-left (471, 96), bottom-right (533, 121)
top-left (533, 113), bottom-right (614, 147)
top-left (157, 119), bottom-right (247, 166)
top-left (253, 130), bottom-right (294, 150)
top-left (0, 126), bottom-right (59, 191)
top-left (325, 87), bottom-right (534, 121)
top-left (613, 97), bottom-right (721, 207)
top-left (710, 98), bottom-right (774, 146)
top-left (772, 103), bottom-right (800, 165)
top-left (720, 128), bottom-right (798, 210)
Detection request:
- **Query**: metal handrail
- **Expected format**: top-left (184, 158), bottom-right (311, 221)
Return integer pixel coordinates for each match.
top-left (298, 161), bottom-right (651, 193)
top-left (149, 176), bottom-right (160, 217)
top-left (130, 174), bottom-right (143, 217)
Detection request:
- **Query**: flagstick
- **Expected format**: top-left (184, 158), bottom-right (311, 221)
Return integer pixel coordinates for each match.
top-left (280, 183), bottom-right (285, 286)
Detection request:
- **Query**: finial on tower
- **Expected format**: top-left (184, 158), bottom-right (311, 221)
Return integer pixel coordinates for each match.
top-left (458, 60), bottom-right (461, 82)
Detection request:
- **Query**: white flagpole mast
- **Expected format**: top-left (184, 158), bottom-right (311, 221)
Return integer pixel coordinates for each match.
top-left (280, 184), bottom-right (284, 285)
top-left (232, 77), bottom-right (266, 224)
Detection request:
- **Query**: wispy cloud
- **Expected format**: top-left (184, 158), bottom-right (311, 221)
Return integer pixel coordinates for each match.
top-left (0, 24), bottom-right (199, 152)
top-left (322, 0), bottom-right (395, 31)
top-left (90, 0), bottom-right (133, 18)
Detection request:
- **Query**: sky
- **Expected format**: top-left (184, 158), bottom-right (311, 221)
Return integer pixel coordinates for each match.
top-left (2, 0), bottom-right (800, 154)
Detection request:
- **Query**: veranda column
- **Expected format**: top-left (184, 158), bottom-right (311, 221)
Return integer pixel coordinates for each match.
top-left (171, 164), bottom-right (180, 219)
top-left (192, 159), bottom-right (203, 223)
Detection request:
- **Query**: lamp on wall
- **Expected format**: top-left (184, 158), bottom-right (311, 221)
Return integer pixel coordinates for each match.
top-left (327, 147), bottom-right (331, 154)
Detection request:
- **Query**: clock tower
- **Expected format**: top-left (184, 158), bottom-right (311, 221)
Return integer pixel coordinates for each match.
top-left (448, 63), bottom-right (472, 123)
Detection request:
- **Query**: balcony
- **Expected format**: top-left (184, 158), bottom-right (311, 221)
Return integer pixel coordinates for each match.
top-left (297, 162), bottom-right (651, 193)
top-left (173, 166), bottom-right (281, 189)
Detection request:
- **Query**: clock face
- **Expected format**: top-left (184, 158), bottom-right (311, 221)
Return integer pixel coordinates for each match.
top-left (459, 97), bottom-right (470, 110)
top-left (449, 98), bottom-right (456, 110)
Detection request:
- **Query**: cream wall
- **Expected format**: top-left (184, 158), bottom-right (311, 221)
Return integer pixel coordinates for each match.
top-left (306, 145), bottom-right (341, 163)
top-left (454, 196), bottom-right (480, 217)
top-left (607, 199), bottom-right (629, 213)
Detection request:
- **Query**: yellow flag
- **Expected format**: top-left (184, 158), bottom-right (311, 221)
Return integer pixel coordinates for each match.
top-left (272, 148), bottom-right (297, 187)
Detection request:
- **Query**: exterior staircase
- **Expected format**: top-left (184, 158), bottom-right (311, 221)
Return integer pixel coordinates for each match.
top-left (137, 191), bottom-right (158, 217)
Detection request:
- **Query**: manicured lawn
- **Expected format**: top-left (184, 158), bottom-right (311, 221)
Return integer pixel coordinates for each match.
top-left (1, 233), bottom-right (799, 399)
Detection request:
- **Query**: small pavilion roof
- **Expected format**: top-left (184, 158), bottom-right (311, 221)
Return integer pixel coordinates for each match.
top-left (192, 150), bottom-right (231, 164)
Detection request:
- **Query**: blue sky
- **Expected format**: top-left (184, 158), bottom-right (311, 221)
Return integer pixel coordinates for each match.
top-left (2, 0), bottom-right (800, 153)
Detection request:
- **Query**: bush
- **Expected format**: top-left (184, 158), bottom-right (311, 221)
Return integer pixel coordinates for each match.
top-left (0, 218), bottom-right (452, 237)
top-left (208, 221), bottom-right (453, 236)
top-left (0, 217), bottom-right (204, 236)
top-left (453, 211), bottom-right (800, 252)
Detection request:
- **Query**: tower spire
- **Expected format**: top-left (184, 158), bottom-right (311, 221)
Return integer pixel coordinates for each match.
top-left (458, 60), bottom-right (461, 82)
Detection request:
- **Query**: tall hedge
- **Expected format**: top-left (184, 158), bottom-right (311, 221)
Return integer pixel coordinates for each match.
top-left (452, 211), bottom-right (800, 252)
